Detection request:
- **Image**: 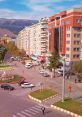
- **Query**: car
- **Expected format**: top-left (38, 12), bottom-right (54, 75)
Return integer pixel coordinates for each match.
top-left (1, 84), bottom-right (15, 91)
top-left (18, 80), bottom-right (29, 86)
top-left (39, 69), bottom-right (45, 74)
top-left (25, 64), bottom-right (33, 69)
top-left (42, 72), bottom-right (50, 77)
top-left (21, 83), bottom-right (35, 88)
top-left (55, 69), bottom-right (63, 76)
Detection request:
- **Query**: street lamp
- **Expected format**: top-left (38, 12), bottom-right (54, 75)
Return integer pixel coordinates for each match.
top-left (62, 57), bottom-right (65, 102)
top-left (60, 55), bottom-right (66, 102)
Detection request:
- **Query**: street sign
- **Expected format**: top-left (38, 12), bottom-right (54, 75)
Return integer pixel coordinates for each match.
top-left (68, 85), bottom-right (72, 92)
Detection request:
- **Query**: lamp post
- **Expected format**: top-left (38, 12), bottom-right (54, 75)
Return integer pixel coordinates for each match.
top-left (62, 58), bottom-right (65, 102)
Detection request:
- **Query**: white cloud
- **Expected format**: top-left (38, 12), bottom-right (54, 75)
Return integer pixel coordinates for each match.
top-left (0, 9), bottom-right (31, 19)
top-left (0, 0), bottom-right (81, 20)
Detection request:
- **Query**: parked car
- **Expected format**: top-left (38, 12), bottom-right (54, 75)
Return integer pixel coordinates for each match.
top-left (1, 84), bottom-right (15, 91)
top-left (55, 69), bottom-right (63, 76)
top-left (41, 72), bottom-right (50, 77)
top-left (25, 63), bottom-right (33, 69)
top-left (21, 83), bottom-right (35, 88)
top-left (39, 69), bottom-right (45, 74)
top-left (18, 80), bottom-right (28, 86)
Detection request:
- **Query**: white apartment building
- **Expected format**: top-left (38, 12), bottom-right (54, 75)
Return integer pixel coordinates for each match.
top-left (16, 18), bottom-right (48, 56)
top-left (16, 27), bottom-right (30, 55)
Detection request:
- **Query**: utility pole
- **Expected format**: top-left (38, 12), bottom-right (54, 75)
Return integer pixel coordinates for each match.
top-left (62, 58), bottom-right (65, 102)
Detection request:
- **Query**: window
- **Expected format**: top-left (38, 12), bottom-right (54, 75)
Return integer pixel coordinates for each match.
top-left (66, 41), bottom-right (70, 44)
top-left (66, 27), bottom-right (70, 31)
top-left (73, 54), bottom-right (80, 58)
top-left (66, 20), bottom-right (71, 24)
top-left (67, 34), bottom-right (70, 37)
top-left (74, 34), bottom-right (80, 38)
top-left (76, 19), bottom-right (82, 23)
top-left (66, 54), bottom-right (69, 58)
top-left (66, 47), bottom-right (70, 51)
top-left (74, 40), bottom-right (80, 44)
top-left (73, 48), bottom-right (80, 51)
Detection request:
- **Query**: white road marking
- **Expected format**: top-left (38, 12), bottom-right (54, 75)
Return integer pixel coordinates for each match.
top-left (17, 113), bottom-right (26, 117)
top-left (21, 111), bottom-right (32, 117)
top-left (31, 106), bottom-right (42, 111)
top-left (12, 115), bottom-right (17, 117)
top-left (25, 109), bottom-right (35, 115)
top-left (29, 108), bottom-right (39, 113)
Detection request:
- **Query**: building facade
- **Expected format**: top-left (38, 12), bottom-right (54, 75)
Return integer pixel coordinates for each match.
top-left (16, 27), bottom-right (30, 55)
top-left (48, 7), bottom-right (82, 62)
top-left (16, 18), bottom-right (48, 56)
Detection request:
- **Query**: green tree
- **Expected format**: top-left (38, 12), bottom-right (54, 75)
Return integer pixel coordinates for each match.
top-left (72, 61), bottom-right (82, 82)
top-left (0, 44), bottom-right (7, 63)
top-left (6, 41), bottom-right (26, 57)
top-left (48, 51), bottom-right (60, 77)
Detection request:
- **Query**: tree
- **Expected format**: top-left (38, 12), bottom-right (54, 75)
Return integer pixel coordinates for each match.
top-left (0, 44), bottom-right (7, 63)
top-left (72, 61), bottom-right (82, 82)
top-left (48, 51), bottom-right (60, 77)
top-left (5, 41), bottom-right (26, 57)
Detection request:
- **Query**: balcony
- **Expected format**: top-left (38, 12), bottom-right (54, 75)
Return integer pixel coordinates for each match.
top-left (40, 39), bottom-right (47, 42)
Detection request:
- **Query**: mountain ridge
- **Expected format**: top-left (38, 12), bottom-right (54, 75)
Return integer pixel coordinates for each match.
top-left (0, 18), bottom-right (38, 35)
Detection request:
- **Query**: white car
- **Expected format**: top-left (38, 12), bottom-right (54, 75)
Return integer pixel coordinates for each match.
top-left (21, 83), bottom-right (35, 88)
top-left (25, 64), bottom-right (33, 69)
top-left (39, 69), bottom-right (45, 74)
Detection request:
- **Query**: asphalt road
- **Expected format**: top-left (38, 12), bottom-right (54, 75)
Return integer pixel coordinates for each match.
top-left (0, 61), bottom-right (82, 117)
top-left (0, 88), bottom-right (69, 117)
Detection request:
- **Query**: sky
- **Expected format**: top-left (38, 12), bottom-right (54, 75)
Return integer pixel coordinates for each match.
top-left (0, 0), bottom-right (82, 20)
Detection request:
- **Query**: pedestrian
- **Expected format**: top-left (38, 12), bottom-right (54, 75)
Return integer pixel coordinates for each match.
top-left (41, 107), bottom-right (45, 115)
top-left (75, 79), bottom-right (77, 83)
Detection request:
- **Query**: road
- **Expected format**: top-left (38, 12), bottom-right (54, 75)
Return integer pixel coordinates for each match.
top-left (0, 89), bottom-right (69, 117)
top-left (0, 61), bottom-right (82, 117)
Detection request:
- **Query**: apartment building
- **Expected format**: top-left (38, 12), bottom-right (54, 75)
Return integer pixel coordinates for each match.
top-left (48, 7), bottom-right (82, 62)
top-left (16, 27), bottom-right (30, 55)
top-left (16, 18), bottom-right (48, 56)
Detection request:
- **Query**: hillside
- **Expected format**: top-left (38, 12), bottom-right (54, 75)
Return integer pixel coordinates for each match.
top-left (0, 18), bottom-right (38, 34)
top-left (0, 28), bottom-right (16, 39)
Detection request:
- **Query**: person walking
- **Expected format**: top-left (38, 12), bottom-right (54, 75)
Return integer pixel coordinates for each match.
top-left (41, 107), bottom-right (45, 115)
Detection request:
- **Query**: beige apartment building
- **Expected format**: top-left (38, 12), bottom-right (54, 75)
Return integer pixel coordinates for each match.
top-left (16, 18), bottom-right (48, 56)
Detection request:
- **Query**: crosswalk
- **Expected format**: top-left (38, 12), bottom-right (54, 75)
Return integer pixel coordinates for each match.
top-left (12, 105), bottom-right (43, 117)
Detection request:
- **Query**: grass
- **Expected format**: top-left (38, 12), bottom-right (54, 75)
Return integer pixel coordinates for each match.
top-left (0, 64), bottom-right (12, 70)
top-left (54, 98), bottom-right (82, 115)
top-left (30, 89), bottom-right (57, 100)
top-left (0, 75), bottom-right (23, 83)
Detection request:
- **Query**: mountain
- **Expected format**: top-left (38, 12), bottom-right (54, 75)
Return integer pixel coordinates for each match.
top-left (0, 18), bottom-right (38, 34)
top-left (0, 28), bottom-right (16, 39)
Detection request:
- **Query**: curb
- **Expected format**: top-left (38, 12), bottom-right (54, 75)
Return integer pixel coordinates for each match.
top-left (51, 105), bottom-right (82, 117)
top-left (0, 77), bottom-right (25, 84)
top-left (28, 94), bottom-right (57, 103)
top-left (28, 95), bottom-right (42, 103)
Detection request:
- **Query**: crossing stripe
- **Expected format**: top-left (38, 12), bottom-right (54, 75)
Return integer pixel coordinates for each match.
top-left (31, 106), bottom-right (42, 111)
top-left (21, 111), bottom-right (32, 117)
top-left (17, 113), bottom-right (26, 117)
top-left (25, 109), bottom-right (35, 114)
top-left (12, 115), bottom-right (17, 117)
top-left (29, 108), bottom-right (39, 113)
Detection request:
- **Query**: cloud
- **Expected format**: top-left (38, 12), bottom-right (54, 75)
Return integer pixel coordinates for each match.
top-left (0, 0), bottom-right (81, 20)
top-left (0, 9), bottom-right (31, 19)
